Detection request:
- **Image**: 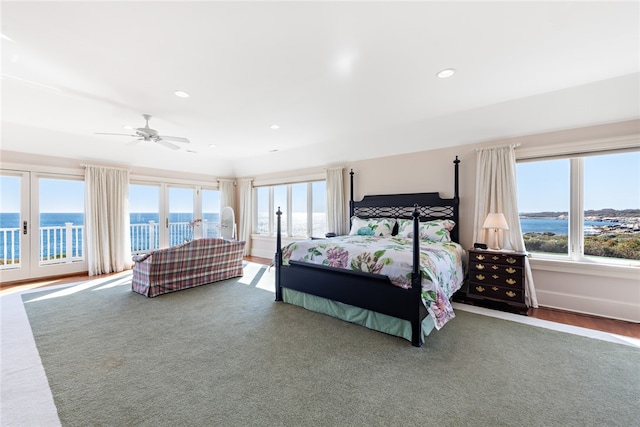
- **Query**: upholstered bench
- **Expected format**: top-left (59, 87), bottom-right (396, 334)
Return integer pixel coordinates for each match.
top-left (131, 238), bottom-right (246, 297)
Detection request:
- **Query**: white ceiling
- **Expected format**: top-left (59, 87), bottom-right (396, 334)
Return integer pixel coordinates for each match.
top-left (1, 1), bottom-right (639, 177)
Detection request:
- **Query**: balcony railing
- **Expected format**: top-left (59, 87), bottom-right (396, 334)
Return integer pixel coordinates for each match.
top-left (0, 220), bottom-right (220, 269)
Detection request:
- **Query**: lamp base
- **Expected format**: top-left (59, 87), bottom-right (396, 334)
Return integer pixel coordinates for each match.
top-left (488, 229), bottom-right (501, 252)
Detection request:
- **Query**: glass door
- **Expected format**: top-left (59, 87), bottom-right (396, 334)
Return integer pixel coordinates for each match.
top-left (35, 176), bottom-right (87, 278)
top-left (168, 186), bottom-right (194, 246)
top-left (0, 171), bottom-right (29, 282)
top-left (201, 188), bottom-right (221, 238)
top-left (0, 171), bottom-right (87, 282)
top-left (129, 184), bottom-right (161, 254)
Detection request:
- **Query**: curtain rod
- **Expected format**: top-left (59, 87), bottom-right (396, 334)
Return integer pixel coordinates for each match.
top-left (475, 143), bottom-right (521, 152)
top-left (81, 164), bottom-right (132, 172)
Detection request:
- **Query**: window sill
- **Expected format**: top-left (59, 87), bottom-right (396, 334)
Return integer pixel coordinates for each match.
top-left (529, 256), bottom-right (640, 280)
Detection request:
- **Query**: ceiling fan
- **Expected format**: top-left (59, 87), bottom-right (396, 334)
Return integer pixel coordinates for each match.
top-left (95, 114), bottom-right (190, 150)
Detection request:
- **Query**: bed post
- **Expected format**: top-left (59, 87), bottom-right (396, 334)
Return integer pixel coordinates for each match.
top-left (275, 207), bottom-right (283, 301)
top-left (349, 169), bottom-right (355, 225)
top-left (411, 205), bottom-right (423, 347)
top-left (452, 156), bottom-right (461, 243)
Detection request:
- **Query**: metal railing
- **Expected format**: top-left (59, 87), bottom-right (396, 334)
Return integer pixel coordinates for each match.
top-left (0, 220), bottom-right (221, 268)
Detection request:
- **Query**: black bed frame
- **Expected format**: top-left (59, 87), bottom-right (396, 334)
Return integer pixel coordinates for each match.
top-left (274, 157), bottom-right (460, 347)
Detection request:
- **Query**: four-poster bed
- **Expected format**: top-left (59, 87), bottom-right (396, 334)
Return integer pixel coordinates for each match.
top-left (274, 157), bottom-right (464, 346)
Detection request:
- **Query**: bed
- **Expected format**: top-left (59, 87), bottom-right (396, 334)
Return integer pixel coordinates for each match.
top-left (274, 157), bottom-right (464, 347)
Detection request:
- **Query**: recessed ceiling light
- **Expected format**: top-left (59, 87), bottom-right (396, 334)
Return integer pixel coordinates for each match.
top-left (209, 144), bottom-right (217, 148)
top-left (269, 149), bottom-right (279, 153)
top-left (270, 124), bottom-right (280, 130)
top-left (174, 90), bottom-right (190, 98)
top-left (436, 68), bottom-right (455, 79)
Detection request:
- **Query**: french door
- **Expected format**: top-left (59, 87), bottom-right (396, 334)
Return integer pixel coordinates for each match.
top-left (0, 170), bottom-right (87, 282)
top-left (129, 182), bottom-right (220, 254)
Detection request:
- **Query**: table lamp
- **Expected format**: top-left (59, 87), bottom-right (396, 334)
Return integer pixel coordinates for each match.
top-left (482, 212), bottom-right (509, 250)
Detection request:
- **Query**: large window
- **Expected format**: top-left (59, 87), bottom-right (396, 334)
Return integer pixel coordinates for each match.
top-left (517, 150), bottom-right (640, 263)
top-left (254, 180), bottom-right (326, 238)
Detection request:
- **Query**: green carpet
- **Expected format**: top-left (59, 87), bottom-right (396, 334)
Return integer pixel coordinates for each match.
top-left (22, 265), bottom-right (639, 426)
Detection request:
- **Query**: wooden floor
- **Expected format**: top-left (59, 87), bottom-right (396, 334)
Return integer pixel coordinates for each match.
top-left (3, 255), bottom-right (639, 339)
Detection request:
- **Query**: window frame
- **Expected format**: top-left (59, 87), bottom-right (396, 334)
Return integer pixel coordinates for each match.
top-left (252, 174), bottom-right (326, 238)
top-left (515, 134), bottom-right (640, 276)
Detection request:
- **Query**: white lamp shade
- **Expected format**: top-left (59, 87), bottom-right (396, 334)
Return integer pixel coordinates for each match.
top-left (482, 213), bottom-right (509, 230)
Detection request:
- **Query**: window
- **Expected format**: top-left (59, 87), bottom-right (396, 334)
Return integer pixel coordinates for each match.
top-left (254, 180), bottom-right (326, 238)
top-left (517, 151), bottom-right (640, 263)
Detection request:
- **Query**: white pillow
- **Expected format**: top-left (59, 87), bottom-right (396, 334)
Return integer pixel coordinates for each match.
top-left (397, 219), bottom-right (455, 242)
top-left (349, 217), bottom-right (396, 237)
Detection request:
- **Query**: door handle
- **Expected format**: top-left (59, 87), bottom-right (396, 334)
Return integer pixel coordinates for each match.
top-left (23, 220), bottom-right (28, 235)
top-left (166, 218), bottom-right (169, 228)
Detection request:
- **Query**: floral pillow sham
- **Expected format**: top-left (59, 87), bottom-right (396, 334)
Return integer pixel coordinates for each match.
top-left (349, 216), bottom-right (396, 237)
top-left (396, 219), bottom-right (455, 242)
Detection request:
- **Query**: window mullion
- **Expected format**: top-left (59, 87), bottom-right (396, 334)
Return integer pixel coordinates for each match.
top-left (286, 185), bottom-right (293, 237)
top-left (268, 187), bottom-right (274, 236)
top-left (569, 158), bottom-right (584, 261)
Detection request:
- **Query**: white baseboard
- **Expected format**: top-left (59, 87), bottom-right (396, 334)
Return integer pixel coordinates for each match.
top-left (535, 289), bottom-right (640, 323)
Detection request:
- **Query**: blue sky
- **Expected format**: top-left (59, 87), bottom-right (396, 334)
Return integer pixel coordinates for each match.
top-left (516, 151), bottom-right (639, 212)
top-left (1, 152), bottom-right (637, 213)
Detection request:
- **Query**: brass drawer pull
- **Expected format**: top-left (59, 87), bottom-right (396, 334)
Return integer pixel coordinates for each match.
top-left (476, 286), bottom-right (485, 293)
top-left (476, 264), bottom-right (485, 270)
top-left (491, 256), bottom-right (500, 260)
top-left (492, 286), bottom-right (499, 291)
top-left (476, 254), bottom-right (485, 260)
top-left (506, 267), bottom-right (516, 274)
top-left (506, 257), bottom-right (517, 264)
top-left (492, 275), bottom-right (499, 279)
top-left (476, 274), bottom-right (485, 281)
top-left (506, 278), bottom-right (516, 285)
top-left (491, 265), bottom-right (499, 270)
top-left (506, 291), bottom-right (516, 298)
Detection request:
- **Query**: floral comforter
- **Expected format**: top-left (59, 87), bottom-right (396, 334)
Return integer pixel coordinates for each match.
top-left (281, 235), bottom-right (466, 329)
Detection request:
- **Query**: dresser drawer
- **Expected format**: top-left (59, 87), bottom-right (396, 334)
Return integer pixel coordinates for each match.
top-left (470, 261), bottom-right (522, 277)
top-left (469, 251), bottom-right (524, 267)
top-left (468, 283), bottom-right (525, 304)
top-left (469, 271), bottom-right (523, 288)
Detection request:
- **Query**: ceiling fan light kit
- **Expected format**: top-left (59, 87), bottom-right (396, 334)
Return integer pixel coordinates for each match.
top-left (95, 114), bottom-right (190, 150)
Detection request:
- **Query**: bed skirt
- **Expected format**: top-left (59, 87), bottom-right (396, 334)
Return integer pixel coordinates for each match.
top-left (282, 288), bottom-right (435, 345)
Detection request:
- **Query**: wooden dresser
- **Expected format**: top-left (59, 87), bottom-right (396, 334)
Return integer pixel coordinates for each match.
top-left (467, 249), bottom-right (527, 312)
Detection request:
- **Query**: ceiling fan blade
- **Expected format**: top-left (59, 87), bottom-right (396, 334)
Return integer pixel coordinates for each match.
top-left (157, 139), bottom-right (180, 150)
top-left (158, 135), bottom-right (190, 144)
top-left (95, 132), bottom-right (138, 137)
top-left (127, 139), bottom-right (143, 146)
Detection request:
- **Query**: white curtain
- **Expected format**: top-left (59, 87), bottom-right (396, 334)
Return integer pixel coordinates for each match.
top-left (473, 145), bottom-right (538, 308)
top-left (238, 179), bottom-right (253, 255)
top-left (219, 180), bottom-right (235, 210)
top-left (84, 166), bottom-right (132, 276)
top-left (326, 167), bottom-right (346, 236)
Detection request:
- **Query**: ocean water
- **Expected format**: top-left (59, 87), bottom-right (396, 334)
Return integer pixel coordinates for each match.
top-left (519, 218), bottom-right (617, 235)
top-left (0, 212), bottom-right (220, 227)
top-left (0, 212), bottom-right (220, 258)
